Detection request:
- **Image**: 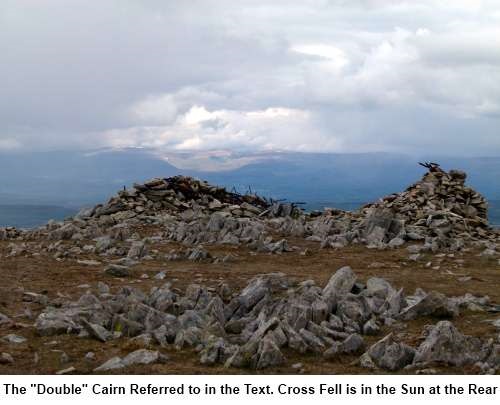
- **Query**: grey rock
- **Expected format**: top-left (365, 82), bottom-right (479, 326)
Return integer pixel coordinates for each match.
top-left (85, 352), bottom-right (96, 362)
top-left (337, 294), bottom-right (371, 324)
top-left (363, 318), bottom-right (380, 335)
top-left (299, 328), bottom-right (325, 353)
top-left (413, 321), bottom-right (489, 367)
top-left (97, 281), bottom-right (110, 295)
top-left (365, 277), bottom-right (395, 299)
top-left (187, 246), bottom-right (210, 261)
top-left (35, 311), bottom-right (78, 336)
top-left (323, 266), bottom-right (356, 308)
top-left (324, 333), bottom-right (364, 358)
top-left (127, 241), bottom-right (148, 259)
top-left (174, 327), bottom-right (202, 349)
top-left (129, 333), bottom-right (153, 348)
top-left (95, 236), bottom-right (114, 253)
top-left (82, 320), bottom-right (112, 342)
top-left (280, 320), bottom-right (308, 353)
top-left (388, 237), bottom-right (405, 248)
top-left (365, 333), bottom-right (415, 371)
top-left (104, 264), bottom-right (131, 277)
top-left (94, 356), bottom-right (124, 372)
top-left (342, 333), bottom-right (365, 353)
top-left (23, 292), bottom-right (49, 305)
top-left (200, 336), bottom-right (227, 365)
top-left (2, 334), bottom-right (27, 344)
top-left (399, 291), bottom-right (459, 320)
top-left (154, 271), bottom-right (166, 280)
top-left (381, 288), bottom-right (406, 318)
top-left (122, 349), bottom-right (167, 367)
top-left (256, 337), bottom-right (285, 369)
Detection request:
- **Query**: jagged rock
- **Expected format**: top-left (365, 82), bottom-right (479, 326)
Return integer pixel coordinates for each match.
top-left (255, 336), bottom-right (285, 369)
top-left (35, 311), bottom-right (78, 336)
top-left (363, 318), bottom-right (380, 335)
top-left (187, 247), bottom-right (211, 261)
top-left (97, 281), bottom-right (110, 295)
top-left (104, 264), bottom-right (131, 277)
top-left (174, 327), bottom-right (202, 349)
top-left (399, 291), bottom-right (459, 320)
top-left (112, 315), bottom-right (144, 337)
top-left (337, 294), bottom-right (371, 324)
top-left (280, 320), bottom-right (308, 353)
top-left (323, 266), bottom-right (356, 309)
top-left (154, 271), bottom-right (166, 280)
top-left (122, 349), bottom-right (167, 367)
top-left (94, 356), bottom-right (124, 372)
top-left (49, 223), bottom-right (79, 240)
top-left (237, 274), bottom-right (287, 311)
top-left (299, 328), bottom-right (325, 353)
top-left (23, 291), bottom-right (49, 305)
top-left (82, 320), bottom-right (112, 342)
top-left (324, 333), bottom-right (365, 358)
top-left (95, 236), bottom-right (114, 253)
top-left (365, 277), bottom-right (395, 299)
top-left (2, 334), bottom-right (27, 344)
top-left (127, 241), bottom-right (148, 259)
top-left (364, 333), bottom-right (415, 371)
top-left (199, 336), bottom-right (237, 365)
top-left (413, 321), bottom-right (490, 367)
top-left (381, 288), bottom-right (406, 318)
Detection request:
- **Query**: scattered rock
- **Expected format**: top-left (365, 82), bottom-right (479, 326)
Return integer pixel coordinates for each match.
top-left (0, 353), bottom-right (14, 364)
top-left (363, 333), bottom-right (415, 371)
top-left (104, 264), bottom-right (131, 278)
top-left (413, 321), bottom-right (490, 367)
top-left (56, 366), bottom-right (76, 375)
top-left (2, 334), bottom-right (27, 344)
top-left (122, 349), bottom-right (168, 367)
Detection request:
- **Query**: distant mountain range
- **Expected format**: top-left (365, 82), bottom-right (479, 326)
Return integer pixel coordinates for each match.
top-left (1, 148), bottom-right (499, 227)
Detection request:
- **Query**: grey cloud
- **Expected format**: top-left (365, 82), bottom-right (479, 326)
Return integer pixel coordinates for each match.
top-left (0, 0), bottom-right (499, 155)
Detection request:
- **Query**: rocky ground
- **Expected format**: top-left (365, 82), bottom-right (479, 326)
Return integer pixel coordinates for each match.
top-left (0, 165), bottom-right (499, 374)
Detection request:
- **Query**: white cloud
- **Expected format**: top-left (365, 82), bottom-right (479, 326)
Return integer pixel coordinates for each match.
top-left (103, 105), bottom-right (339, 153)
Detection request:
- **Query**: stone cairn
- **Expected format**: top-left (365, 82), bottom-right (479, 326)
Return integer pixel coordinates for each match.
top-left (1, 165), bottom-right (498, 255)
top-left (306, 163), bottom-right (496, 251)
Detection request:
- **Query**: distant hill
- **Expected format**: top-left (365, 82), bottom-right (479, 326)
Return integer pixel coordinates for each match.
top-left (1, 149), bottom-right (499, 227)
top-left (0, 204), bottom-right (76, 229)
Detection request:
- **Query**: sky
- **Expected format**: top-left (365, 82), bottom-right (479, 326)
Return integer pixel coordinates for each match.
top-left (1, 0), bottom-right (500, 156)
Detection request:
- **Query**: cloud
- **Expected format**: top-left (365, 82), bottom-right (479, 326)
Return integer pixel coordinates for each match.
top-left (0, 0), bottom-right (499, 156)
top-left (103, 105), bottom-right (337, 153)
top-left (0, 138), bottom-right (22, 150)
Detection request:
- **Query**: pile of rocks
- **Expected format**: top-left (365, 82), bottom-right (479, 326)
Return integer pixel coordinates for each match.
top-left (32, 266), bottom-right (500, 373)
top-left (92, 175), bottom-right (271, 220)
top-left (1, 166), bottom-right (498, 256)
top-left (361, 166), bottom-right (490, 239)
top-left (301, 165), bottom-right (497, 250)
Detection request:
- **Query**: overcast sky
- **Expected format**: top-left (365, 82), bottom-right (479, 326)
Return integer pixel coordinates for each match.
top-left (1, 0), bottom-right (499, 156)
